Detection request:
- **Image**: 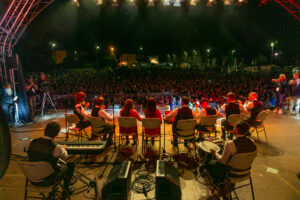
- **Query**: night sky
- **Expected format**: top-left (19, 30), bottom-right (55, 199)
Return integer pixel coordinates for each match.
top-left (13, 0), bottom-right (300, 68)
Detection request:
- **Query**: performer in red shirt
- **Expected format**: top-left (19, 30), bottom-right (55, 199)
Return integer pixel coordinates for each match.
top-left (120, 99), bottom-right (142, 145)
top-left (144, 98), bottom-right (162, 145)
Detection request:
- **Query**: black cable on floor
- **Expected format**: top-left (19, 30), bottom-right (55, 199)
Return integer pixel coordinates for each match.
top-left (130, 169), bottom-right (156, 198)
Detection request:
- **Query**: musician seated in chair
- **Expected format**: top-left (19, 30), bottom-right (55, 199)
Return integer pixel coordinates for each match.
top-left (120, 99), bottom-right (142, 145)
top-left (220, 92), bottom-right (246, 140)
top-left (91, 97), bottom-right (115, 145)
top-left (74, 91), bottom-right (90, 129)
top-left (206, 121), bottom-right (257, 195)
top-left (196, 99), bottom-right (223, 140)
top-left (25, 122), bottom-right (76, 195)
top-left (243, 92), bottom-right (264, 125)
top-left (165, 96), bottom-right (196, 147)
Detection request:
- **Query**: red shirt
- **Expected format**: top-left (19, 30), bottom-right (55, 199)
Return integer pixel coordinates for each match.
top-left (119, 109), bottom-right (142, 133)
top-left (145, 109), bottom-right (162, 136)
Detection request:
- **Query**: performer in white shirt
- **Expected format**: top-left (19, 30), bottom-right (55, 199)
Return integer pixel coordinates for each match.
top-left (289, 72), bottom-right (300, 115)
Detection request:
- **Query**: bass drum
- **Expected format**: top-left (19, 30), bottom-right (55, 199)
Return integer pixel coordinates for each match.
top-left (0, 107), bottom-right (11, 179)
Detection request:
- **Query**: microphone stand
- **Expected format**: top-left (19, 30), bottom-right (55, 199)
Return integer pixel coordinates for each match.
top-left (112, 101), bottom-right (116, 151)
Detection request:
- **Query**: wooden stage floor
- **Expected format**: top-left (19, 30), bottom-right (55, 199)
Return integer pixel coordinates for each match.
top-left (0, 111), bottom-right (300, 200)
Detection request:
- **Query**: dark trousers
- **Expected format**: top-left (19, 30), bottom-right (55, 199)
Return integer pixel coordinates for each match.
top-left (91, 124), bottom-right (115, 141)
top-left (275, 93), bottom-right (286, 109)
top-left (2, 103), bottom-right (15, 125)
top-left (31, 163), bottom-right (75, 191)
top-left (205, 159), bottom-right (228, 185)
top-left (27, 96), bottom-right (36, 120)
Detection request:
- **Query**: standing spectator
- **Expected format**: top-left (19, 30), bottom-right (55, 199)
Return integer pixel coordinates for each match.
top-left (0, 83), bottom-right (15, 126)
top-left (289, 72), bottom-right (300, 115)
top-left (272, 74), bottom-right (288, 114)
top-left (25, 76), bottom-right (38, 121)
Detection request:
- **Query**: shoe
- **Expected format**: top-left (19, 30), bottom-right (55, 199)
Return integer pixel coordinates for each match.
top-left (184, 141), bottom-right (189, 147)
top-left (70, 178), bottom-right (77, 186)
top-left (273, 108), bottom-right (279, 113)
top-left (107, 139), bottom-right (113, 146)
top-left (279, 109), bottom-right (283, 114)
top-left (125, 140), bottom-right (129, 145)
top-left (132, 141), bottom-right (137, 146)
top-left (171, 141), bottom-right (178, 147)
top-left (151, 140), bottom-right (154, 145)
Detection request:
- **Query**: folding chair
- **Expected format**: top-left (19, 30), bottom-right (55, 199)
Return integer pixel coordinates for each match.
top-left (18, 161), bottom-right (70, 200)
top-left (222, 114), bottom-right (245, 140)
top-left (249, 110), bottom-right (270, 143)
top-left (142, 118), bottom-right (162, 155)
top-left (89, 117), bottom-right (106, 140)
top-left (198, 115), bottom-right (219, 139)
top-left (64, 113), bottom-right (89, 141)
top-left (226, 151), bottom-right (257, 200)
top-left (118, 117), bottom-right (138, 150)
top-left (174, 119), bottom-right (197, 161)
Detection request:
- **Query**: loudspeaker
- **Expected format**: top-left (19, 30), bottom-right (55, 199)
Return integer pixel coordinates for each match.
top-left (156, 160), bottom-right (181, 200)
top-left (0, 107), bottom-right (11, 179)
top-left (101, 161), bottom-right (131, 200)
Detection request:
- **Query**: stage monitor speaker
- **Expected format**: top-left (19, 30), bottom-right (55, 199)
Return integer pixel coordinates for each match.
top-left (101, 161), bottom-right (131, 200)
top-left (155, 160), bottom-right (181, 200)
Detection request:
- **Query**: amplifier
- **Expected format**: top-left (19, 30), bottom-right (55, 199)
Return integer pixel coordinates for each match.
top-left (101, 161), bottom-right (131, 200)
top-left (155, 160), bottom-right (181, 200)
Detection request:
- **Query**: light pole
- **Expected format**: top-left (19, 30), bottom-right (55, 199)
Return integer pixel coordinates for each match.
top-left (270, 42), bottom-right (275, 64)
top-left (206, 48), bottom-right (211, 66)
top-left (231, 49), bottom-right (235, 66)
top-left (96, 45), bottom-right (100, 68)
top-left (50, 42), bottom-right (56, 60)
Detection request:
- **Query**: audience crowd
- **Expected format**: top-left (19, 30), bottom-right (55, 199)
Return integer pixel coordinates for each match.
top-left (26, 68), bottom-right (279, 110)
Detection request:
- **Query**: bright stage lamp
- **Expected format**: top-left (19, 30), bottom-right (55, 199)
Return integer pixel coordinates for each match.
top-left (190, 0), bottom-right (197, 6)
top-left (96, 0), bottom-right (103, 5)
top-left (163, 0), bottom-right (170, 6)
top-left (224, 0), bottom-right (231, 5)
top-left (174, 0), bottom-right (180, 7)
top-left (148, 0), bottom-right (155, 6)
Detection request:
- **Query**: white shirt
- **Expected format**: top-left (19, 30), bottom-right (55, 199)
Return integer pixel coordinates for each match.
top-left (25, 136), bottom-right (68, 161)
top-left (95, 105), bottom-right (113, 121)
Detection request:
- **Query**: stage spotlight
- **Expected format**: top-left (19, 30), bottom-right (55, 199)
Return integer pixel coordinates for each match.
top-left (206, 0), bottom-right (215, 7)
top-left (96, 0), bottom-right (103, 5)
top-left (190, 0), bottom-right (197, 6)
top-left (73, 0), bottom-right (80, 7)
top-left (235, 0), bottom-right (247, 6)
top-left (112, 0), bottom-right (119, 6)
top-left (148, 0), bottom-right (155, 6)
top-left (163, 0), bottom-right (170, 6)
top-left (224, 0), bottom-right (233, 5)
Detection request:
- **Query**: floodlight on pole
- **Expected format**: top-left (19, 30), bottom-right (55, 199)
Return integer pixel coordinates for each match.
top-left (270, 42), bottom-right (276, 64)
top-left (50, 42), bottom-right (56, 61)
top-left (96, 45), bottom-right (100, 68)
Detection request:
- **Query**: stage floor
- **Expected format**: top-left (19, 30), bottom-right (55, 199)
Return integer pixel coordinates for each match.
top-left (1, 111), bottom-right (300, 200)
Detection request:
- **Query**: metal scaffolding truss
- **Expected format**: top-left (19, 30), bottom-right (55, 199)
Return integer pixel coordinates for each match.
top-left (0, 0), bottom-right (54, 80)
top-left (0, 0), bottom-right (299, 81)
top-left (275, 0), bottom-right (300, 21)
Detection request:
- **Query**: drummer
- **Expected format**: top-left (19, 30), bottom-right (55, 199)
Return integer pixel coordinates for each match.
top-left (205, 121), bottom-right (257, 185)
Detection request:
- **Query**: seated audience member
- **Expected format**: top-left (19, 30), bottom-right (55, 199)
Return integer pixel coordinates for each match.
top-left (165, 96), bottom-right (196, 147)
top-left (243, 92), bottom-right (264, 125)
top-left (144, 98), bottom-right (162, 145)
top-left (119, 99), bottom-right (142, 145)
top-left (196, 99), bottom-right (223, 139)
top-left (205, 121), bottom-right (257, 192)
top-left (25, 122), bottom-right (75, 195)
top-left (220, 92), bottom-right (246, 140)
top-left (74, 91), bottom-right (90, 128)
top-left (91, 97), bottom-right (115, 145)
